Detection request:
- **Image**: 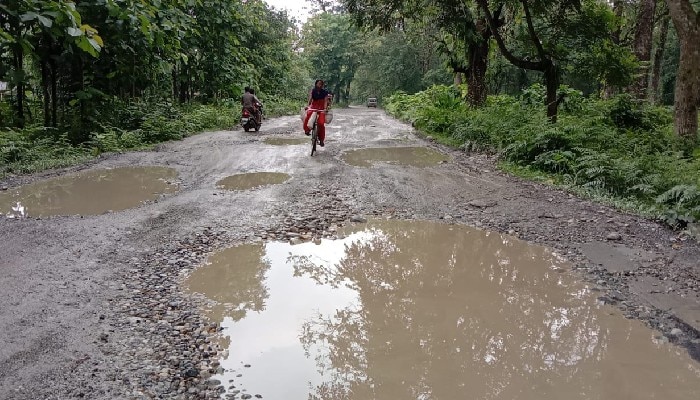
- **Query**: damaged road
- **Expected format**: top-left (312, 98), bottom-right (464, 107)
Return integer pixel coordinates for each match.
top-left (1, 107), bottom-right (699, 399)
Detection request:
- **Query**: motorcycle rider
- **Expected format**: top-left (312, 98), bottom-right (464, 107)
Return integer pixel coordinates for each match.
top-left (303, 79), bottom-right (330, 147)
top-left (241, 87), bottom-right (262, 124)
top-left (249, 88), bottom-right (263, 124)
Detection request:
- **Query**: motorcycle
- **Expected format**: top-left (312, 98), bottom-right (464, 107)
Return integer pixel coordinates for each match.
top-left (240, 102), bottom-right (263, 132)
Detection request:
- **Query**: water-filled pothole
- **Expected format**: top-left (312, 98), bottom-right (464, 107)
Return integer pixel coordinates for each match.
top-left (0, 166), bottom-right (178, 217)
top-left (216, 172), bottom-right (290, 191)
top-left (341, 147), bottom-right (448, 167)
top-left (263, 137), bottom-right (307, 146)
top-left (185, 220), bottom-right (700, 399)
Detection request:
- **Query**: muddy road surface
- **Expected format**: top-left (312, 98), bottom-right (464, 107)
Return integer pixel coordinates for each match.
top-left (1, 107), bottom-right (699, 399)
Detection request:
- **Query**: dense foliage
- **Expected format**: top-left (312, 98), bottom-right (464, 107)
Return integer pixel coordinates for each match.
top-left (1, 0), bottom-right (310, 174)
top-left (386, 85), bottom-right (700, 227)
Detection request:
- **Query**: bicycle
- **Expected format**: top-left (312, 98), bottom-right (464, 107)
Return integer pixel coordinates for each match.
top-left (307, 109), bottom-right (323, 156)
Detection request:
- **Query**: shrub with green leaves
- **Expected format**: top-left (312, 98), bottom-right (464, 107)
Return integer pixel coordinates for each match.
top-left (385, 85), bottom-right (700, 228)
top-left (0, 103), bottom-right (242, 176)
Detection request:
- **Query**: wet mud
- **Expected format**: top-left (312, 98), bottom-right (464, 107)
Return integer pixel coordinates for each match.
top-left (0, 166), bottom-right (177, 217)
top-left (216, 172), bottom-right (291, 191)
top-left (341, 146), bottom-right (449, 167)
top-left (185, 220), bottom-right (700, 400)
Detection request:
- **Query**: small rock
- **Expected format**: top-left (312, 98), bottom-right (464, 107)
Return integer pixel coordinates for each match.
top-left (468, 200), bottom-right (496, 208)
top-left (350, 215), bottom-right (367, 223)
top-left (669, 328), bottom-right (683, 337)
top-left (208, 379), bottom-right (221, 387)
top-left (242, 395), bottom-right (252, 399)
top-left (606, 232), bottom-right (622, 241)
top-left (0, 186), bottom-right (7, 191)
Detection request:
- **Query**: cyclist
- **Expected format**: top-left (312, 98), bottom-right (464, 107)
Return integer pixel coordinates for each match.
top-left (303, 79), bottom-right (330, 147)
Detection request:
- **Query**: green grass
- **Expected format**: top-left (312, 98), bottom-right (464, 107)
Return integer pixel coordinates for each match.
top-left (386, 85), bottom-right (700, 229)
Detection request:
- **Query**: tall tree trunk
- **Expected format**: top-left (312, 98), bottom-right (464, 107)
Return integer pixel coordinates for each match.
top-left (50, 58), bottom-right (58, 126)
top-left (650, 15), bottom-right (670, 104)
top-left (545, 62), bottom-right (560, 123)
top-left (172, 65), bottom-right (178, 101)
top-left (466, 36), bottom-right (489, 108)
top-left (179, 64), bottom-right (188, 103)
top-left (611, 0), bottom-right (624, 45)
top-left (628, 0), bottom-right (657, 98)
top-left (666, 0), bottom-right (700, 140)
top-left (604, 0), bottom-right (625, 98)
top-left (12, 44), bottom-right (24, 128)
top-left (41, 59), bottom-right (51, 127)
top-left (333, 84), bottom-right (341, 102)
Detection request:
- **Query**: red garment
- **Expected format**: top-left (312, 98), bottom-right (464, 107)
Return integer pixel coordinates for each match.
top-left (303, 97), bottom-right (327, 142)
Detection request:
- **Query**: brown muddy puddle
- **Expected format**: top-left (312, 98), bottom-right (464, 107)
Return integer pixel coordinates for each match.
top-left (0, 166), bottom-right (177, 217)
top-left (263, 137), bottom-right (308, 146)
top-left (184, 220), bottom-right (700, 400)
top-left (216, 172), bottom-right (290, 191)
top-left (342, 146), bottom-right (448, 167)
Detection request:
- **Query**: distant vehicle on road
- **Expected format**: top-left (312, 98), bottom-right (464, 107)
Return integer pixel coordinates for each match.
top-left (367, 97), bottom-right (378, 108)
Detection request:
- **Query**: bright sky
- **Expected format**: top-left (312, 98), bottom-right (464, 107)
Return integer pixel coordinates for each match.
top-left (264, 0), bottom-right (312, 23)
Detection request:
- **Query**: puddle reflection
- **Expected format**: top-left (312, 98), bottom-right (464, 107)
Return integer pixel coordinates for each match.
top-left (185, 220), bottom-right (700, 400)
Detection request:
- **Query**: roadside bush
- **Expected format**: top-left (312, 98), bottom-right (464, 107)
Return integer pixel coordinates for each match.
top-left (1, 128), bottom-right (91, 174)
top-left (0, 103), bottom-right (238, 176)
top-left (385, 84), bottom-right (700, 228)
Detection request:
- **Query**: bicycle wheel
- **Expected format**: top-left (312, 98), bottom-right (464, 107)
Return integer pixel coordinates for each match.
top-left (310, 122), bottom-right (318, 156)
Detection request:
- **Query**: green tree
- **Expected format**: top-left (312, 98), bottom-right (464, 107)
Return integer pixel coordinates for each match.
top-left (478, 0), bottom-right (636, 122)
top-left (343, 0), bottom-right (503, 107)
top-left (0, 0), bottom-right (102, 128)
top-left (665, 0), bottom-right (700, 141)
top-left (301, 12), bottom-right (363, 102)
top-left (350, 26), bottom-right (451, 102)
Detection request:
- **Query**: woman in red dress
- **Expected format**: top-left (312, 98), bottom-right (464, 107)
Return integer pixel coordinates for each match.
top-left (303, 79), bottom-right (330, 146)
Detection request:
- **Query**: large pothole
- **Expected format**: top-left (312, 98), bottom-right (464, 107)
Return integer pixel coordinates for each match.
top-left (185, 219), bottom-right (700, 399)
top-left (263, 137), bottom-right (308, 146)
top-left (0, 166), bottom-right (178, 217)
top-left (216, 173), bottom-right (291, 191)
top-left (341, 147), bottom-right (449, 167)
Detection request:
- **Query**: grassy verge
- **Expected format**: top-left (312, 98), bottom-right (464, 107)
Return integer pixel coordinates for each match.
top-left (386, 85), bottom-right (700, 229)
top-left (0, 98), bottom-right (299, 178)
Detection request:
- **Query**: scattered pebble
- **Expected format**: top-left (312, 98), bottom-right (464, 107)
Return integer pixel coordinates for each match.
top-left (606, 232), bottom-right (622, 241)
